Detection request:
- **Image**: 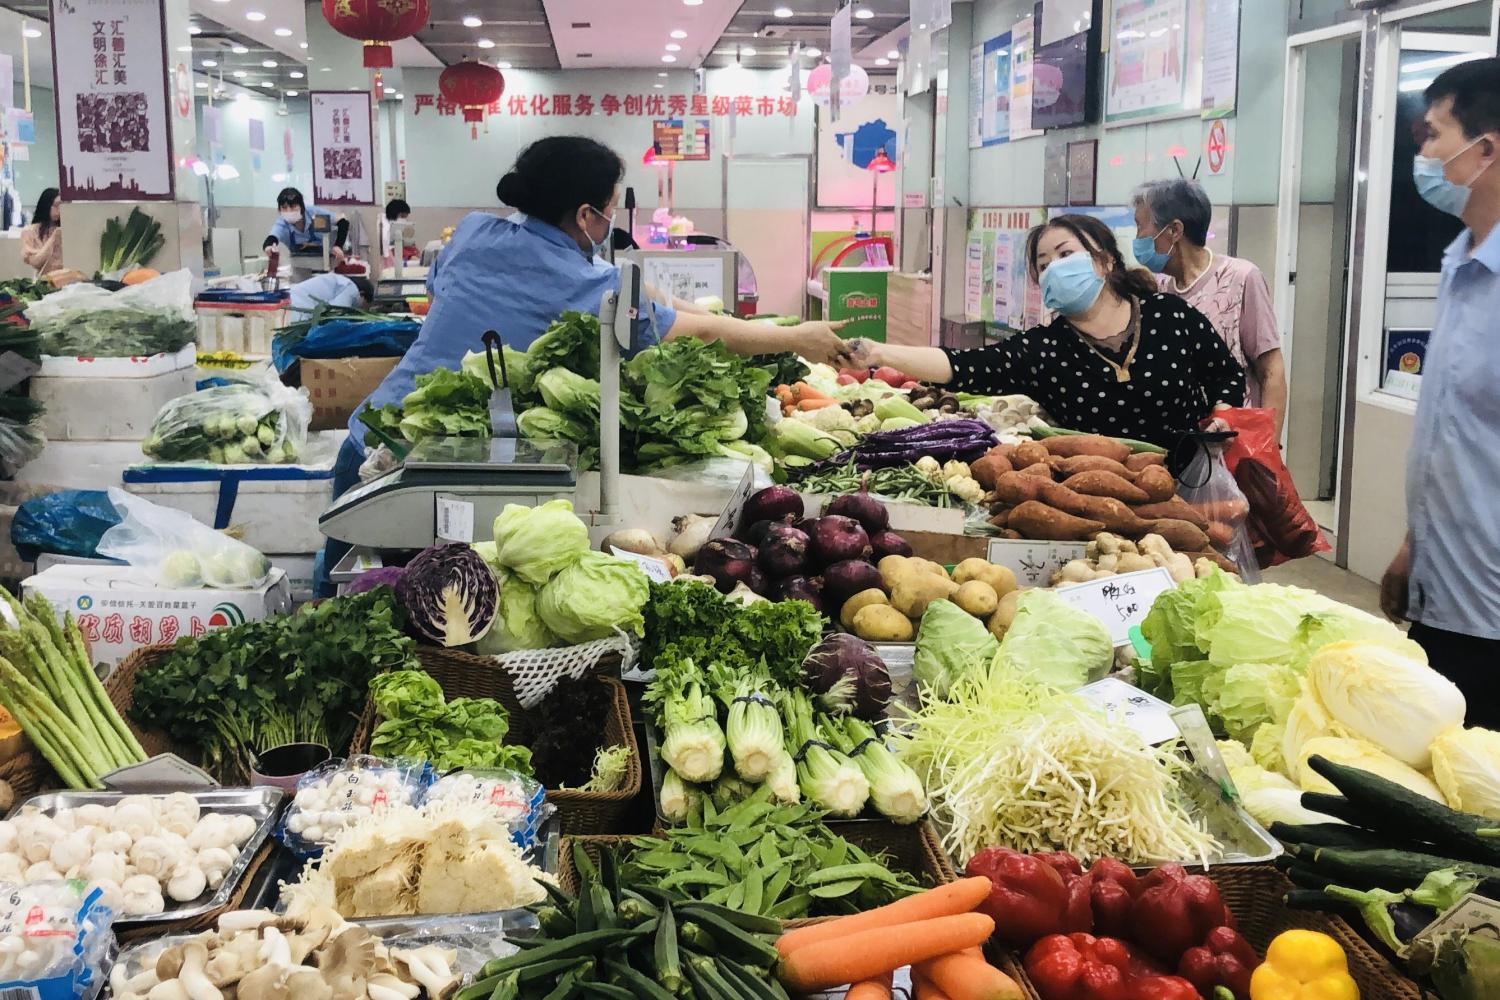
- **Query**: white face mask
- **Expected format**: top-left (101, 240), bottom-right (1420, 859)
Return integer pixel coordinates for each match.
top-left (280, 210), bottom-right (302, 224)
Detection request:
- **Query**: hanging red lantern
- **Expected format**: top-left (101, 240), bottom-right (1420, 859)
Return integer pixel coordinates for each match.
top-left (321, 0), bottom-right (429, 69)
top-left (439, 60), bottom-right (505, 139)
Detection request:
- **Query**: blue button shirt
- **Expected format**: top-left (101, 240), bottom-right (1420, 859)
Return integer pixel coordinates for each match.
top-left (268, 204), bottom-right (336, 252)
top-left (1406, 224), bottom-right (1500, 640)
top-left (288, 272), bottom-right (360, 321)
top-left (348, 211), bottom-right (677, 445)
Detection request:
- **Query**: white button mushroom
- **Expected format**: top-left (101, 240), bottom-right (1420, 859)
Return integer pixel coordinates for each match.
top-left (166, 866), bottom-right (207, 903)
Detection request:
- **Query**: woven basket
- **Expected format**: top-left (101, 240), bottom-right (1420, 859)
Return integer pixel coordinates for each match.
top-left (1004, 865), bottom-right (1422, 1000)
top-left (348, 646), bottom-right (641, 835)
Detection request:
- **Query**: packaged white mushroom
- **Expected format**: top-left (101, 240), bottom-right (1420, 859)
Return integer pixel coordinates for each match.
top-left (283, 756), bottom-right (425, 854)
top-left (0, 880), bottom-right (115, 998)
top-left (0, 793), bottom-right (260, 917)
top-left (110, 905), bottom-right (464, 1000)
top-left (423, 770), bottom-right (549, 849)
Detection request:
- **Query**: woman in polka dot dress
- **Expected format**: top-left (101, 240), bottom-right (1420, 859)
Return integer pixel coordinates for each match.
top-left (849, 215), bottom-right (1245, 450)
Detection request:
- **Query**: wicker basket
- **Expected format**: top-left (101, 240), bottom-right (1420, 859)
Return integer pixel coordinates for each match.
top-left (347, 646), bottom-right (641, 835)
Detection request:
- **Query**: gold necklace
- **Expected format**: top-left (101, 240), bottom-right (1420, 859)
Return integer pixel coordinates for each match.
top-left (1072, 299), bottom-right (1141, 384)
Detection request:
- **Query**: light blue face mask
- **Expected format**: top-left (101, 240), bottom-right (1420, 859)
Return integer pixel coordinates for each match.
top-left (1132, 231), bottom-right (1175, 273)
top-left (1414, 135), bottom-right (1492, 217)
top-left (585, 205), bottom-right (616, 259)
top-left (1041, 252), bottom-right (1106, 316)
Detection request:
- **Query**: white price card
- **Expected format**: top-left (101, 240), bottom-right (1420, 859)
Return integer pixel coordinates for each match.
top-left (1055, 567), bottom-right (1177, 646)
top-left (435, 495), bottom-right (475, 543)
top-left (610, 547), bottom-right (674, 583)
top-left (1076, 677), bottom-right (1179, 746)
top-left (985, 537), bottom-right (1088, 587)
top-left (1415, 892), bottom-right (1500, 949)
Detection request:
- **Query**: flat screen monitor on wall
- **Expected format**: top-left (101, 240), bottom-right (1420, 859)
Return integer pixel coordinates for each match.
top-left (1030, 0), bottom-right (1100, 129)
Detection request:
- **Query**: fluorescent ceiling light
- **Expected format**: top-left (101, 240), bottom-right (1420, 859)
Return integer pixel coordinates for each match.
top-left (740, 46), bottom-right (756, 55)
top-left (683, 0), bottom-right (702, 6)
top-left (202, 59), bottom-right (217, 67)
top-left (665, 42), bottom-right (681, 51)
top-left (245, 11), bottom-right (265, 21)
top-left (393, 92), bottom-right (402, 98)
top-left (661, 54), bottom-right (677, 62)
top-left (653, 83), bottom-right (664, 88)
top-left (188, 25), bottom-right (202, 35)
top-left (299, 42), bottom-right (307, 48)
top-left (1404, 51), bottom-right (1484, 74)
top-left (875, 57), bottom-right (889, 66)
top-left (805, 46), bottom-right (821, 56)
top-left (477, 38), bottom-right (494, 48)
top-left (774, 6), bottom-right (792, 16)
top-left (259, 80), bottom-right (273, 86)
top-left (195, 81), bottom-right (207, 88)
top-left (287, 89), bottom-right (298, 96)
top-left (232, 45), bottom-right (249, 54)
top-left (176, 45), bottom-right (192, 52)
top-left (658, 71), bottom-right (668, 77)
top-left (289, 70), bottom-right (303, 78)
top-left (854, 7), bottom-right (873, 19)
top-left (462, 15), bottom-right (481, 27)
top-left (261, 59), bottom-right (276, 67)
top-left (670, 29), bottom-right (687, 38)
top-left (497, 61), bottom-right (512, 68)
top-left (232, 69), bottom-right (246, 77)
top-left (22, 27), bottom-right (41, 38)
top-left (886, 49), bottom-right (899, 59)
top-left (274, 27), bottom-right (292, 36)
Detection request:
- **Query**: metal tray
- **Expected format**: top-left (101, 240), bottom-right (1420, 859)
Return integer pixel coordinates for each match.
top-left (18, 787), bottom-right (283, 926)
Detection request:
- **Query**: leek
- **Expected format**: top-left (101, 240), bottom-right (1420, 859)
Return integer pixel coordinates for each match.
top-left (644, 657), bottom-right (726, 783)
top-left (782, 689), bottom-right (868, 818)
top-left (708, 661), bottom-right (785, 783)
top-left (823, 714), bottom-right (927, 824)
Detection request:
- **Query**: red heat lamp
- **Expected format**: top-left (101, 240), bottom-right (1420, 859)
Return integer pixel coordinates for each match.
top-left (864, 147), bottom-right (896, 234)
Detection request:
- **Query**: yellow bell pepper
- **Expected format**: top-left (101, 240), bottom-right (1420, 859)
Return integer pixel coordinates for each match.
top-left (1250, 929), bottom-right (1359, 1000)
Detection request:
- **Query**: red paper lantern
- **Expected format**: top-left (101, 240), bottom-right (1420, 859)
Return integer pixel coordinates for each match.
top-left (321, 0), bottom-right (429, 69)
top-left (439, 60), bottom-right (505, 138)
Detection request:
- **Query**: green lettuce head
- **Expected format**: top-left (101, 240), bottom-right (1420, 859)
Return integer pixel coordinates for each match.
top-left (516, 406), bottom-right (589, 444)
top-left (492, 499), bottom-right (590, 585)
top-left (476, 572), bottom-right (557, 654)
top-left (1217, 661), bottom-right (1300, 742)
top-left (995, 589), bottom-right (1113, 690)
top-left (537, 550), bottom-right (651, 644)
top-left (912, 599), bottom-right (998, 701)
top-left (537, 367), bottom-right (601, 420)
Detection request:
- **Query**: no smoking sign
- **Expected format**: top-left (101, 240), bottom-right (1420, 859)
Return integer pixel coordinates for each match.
top-left (1205, 120), bottom-right (1228, 176)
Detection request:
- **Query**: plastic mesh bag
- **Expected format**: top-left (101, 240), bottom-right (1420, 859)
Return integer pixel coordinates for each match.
top-left (96, 488), bottom-right (272, 589)
top-left (141, 375), bottom-right (311, 465)
top-left (1174, 440), bottom-right (1260, 583)
top-left (488, 633), bottom-right (639, 708)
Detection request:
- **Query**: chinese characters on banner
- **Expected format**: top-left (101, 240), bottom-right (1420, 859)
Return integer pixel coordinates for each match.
top-left (410, 90), bottom-right (800, 119)
top-left (49, 0), bottom-right (173, 200)
top-left (311, 91), bottom-right (375, 205)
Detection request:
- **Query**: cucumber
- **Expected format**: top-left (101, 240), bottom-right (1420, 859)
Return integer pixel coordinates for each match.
top-left (1306, 756), bottom-right (1500, 865)
top-left (1299, 792), bottom-right (1382, 828)
top-left (1270, 821), bottom-right (1393, 852)
top-left (1311, 846), bottom-right (1500, 891)
top-left (1028, 425), bottom-right (1168, 454)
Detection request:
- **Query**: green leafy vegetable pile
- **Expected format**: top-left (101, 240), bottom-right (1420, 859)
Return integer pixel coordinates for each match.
top-left (368, 668), bottom-right (532, 772)
top-left (641, 580), bottom-right (823, 688)
top-left (359, 367), bottom-right (492, 447)
top-left (130, 588), bottom-right (417, 783)
top-left (33, 307), bottom-right (194, 358)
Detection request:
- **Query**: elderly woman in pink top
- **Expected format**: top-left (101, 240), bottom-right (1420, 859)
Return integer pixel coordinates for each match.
top-left (1131, 179), bottom-right (1288, 435)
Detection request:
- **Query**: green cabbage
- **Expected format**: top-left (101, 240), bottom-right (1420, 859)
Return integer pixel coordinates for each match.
top-left (476, 572), bottom-right (557, 654)
top-left (912, 599), bottom-right (999, 701)
top-left (1216, 661), bottom-right (1300, 742)
top-left (537, 550), bottom-right (651, 643)
top-left (995, 589), bottom-right (1113, 690)
top-left (492, 499), bottom-right (590, 586)
top-left (1291, 606), bottom-right (1418, 670)
top-left (1193, 582), bottom-right (1339, 668)
top-left (160, 550), bottom-right (203, 588)
top-left (1138, 567), bottom-right (1238, 697)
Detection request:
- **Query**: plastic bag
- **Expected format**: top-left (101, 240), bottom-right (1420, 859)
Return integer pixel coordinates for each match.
top-left (424, 769), bottom-right (552, 850)
top-left (279, 754), bottom-right (430, 855)
top-left (25, 270), bottom-right (195, 358)
top-left (1218, 407), bottom-right (1330, 569)
top-left (96, 488), bottom-right (271, 589)
top-left (1175, 443), bottom-right (1260, 583)
top-left (271, 316), bottom-right (420, 372)
top-left (141, 375), bottom-right (311, 465)
top-left (0, 881), bottom-right (115, 1000)
top-left (11, 490), bottom-right (123, 562)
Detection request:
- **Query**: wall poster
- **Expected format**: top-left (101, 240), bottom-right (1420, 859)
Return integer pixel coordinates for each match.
top-left (50, 0), bottom-right (174, 200)
top-left (1009, 15), bottom-right (1042, 140)
top-left (969, 34), bottom-right (1012, 149)
top-left (965, 207), bottom-right (1044, 331)
top-left (310, 90), bottom-right (374, 205)
top-left (816, 84), bottom-right (898, 208)
top-left (1104, 0), bottom-right (1201, 126)
top-left (1200, 0), bottom-right (1241, 119)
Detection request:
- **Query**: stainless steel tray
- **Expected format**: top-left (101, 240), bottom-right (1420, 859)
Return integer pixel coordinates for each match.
top-left (18, 787), bottom-right (283, 926)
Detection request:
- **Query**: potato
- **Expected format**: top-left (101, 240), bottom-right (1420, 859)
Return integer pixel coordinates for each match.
top-left (852, 604), bottom-right (915, 642)
top-left (954, 580), bottom-right (999, 617)
top-left (952, 558), bottom-right (1018, 597)
top-left (840, 588), bottom-right (890, 630)
top-left (906, 557), bottom-right (950, 580)
top-left (890, 575), bottom-right (960, 618)
top-left (877, 555), bottom-right (910, 590)
top-left (988, 588), bottom-right (1025, 639)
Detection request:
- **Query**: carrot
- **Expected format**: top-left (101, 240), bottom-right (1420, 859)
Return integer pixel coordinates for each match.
top-left (793, 380), bottom-right (832, 401)
top-left (916, 951), bottom-right (1024, 1000)
top-left (777, 913), bottom-right (995, 993)
top-left (797, 397), bottom-right (840, 411)
top-left (775, 877), bottom-right (993, 957)
top-left (913, 974), bottom-right (952, 1000)
top-left (774, 384), bottom-right (795, 405)
top-left (846, 974), bottom-right (894, 1000)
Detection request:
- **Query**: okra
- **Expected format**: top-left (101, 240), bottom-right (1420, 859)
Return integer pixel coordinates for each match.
top-left (476, 929), bottom-right (640, 978)
top-left (654, 903), bottom-right (685, 996)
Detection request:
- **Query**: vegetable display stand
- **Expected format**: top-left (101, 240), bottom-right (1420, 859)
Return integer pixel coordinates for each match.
top-left (113, 837), bottom-right (276, 944)
top-left (559, 820), bottom-right (957, 923)
top-left (348, 646), bottom-right (641, 835)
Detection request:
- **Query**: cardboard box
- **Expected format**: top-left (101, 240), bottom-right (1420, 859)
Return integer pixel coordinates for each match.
top-left (22, 564), bottom-right (292, 670)
top-left (286, 357), bottom-right (398, 431)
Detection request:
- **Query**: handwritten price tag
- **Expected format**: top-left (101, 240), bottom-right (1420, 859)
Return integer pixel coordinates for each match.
top-left (609, 547), bottom-right (674, 583)
top-left (1055, 567), bottom-right (1177, 646)
top-left (984, 538), bottom-right (1088, 587)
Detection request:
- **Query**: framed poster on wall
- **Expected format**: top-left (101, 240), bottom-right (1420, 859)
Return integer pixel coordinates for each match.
top-left (310, 91), bottom-right (374, 206)
top-left (50, 0), bottom-right (174, 200)
top-left (1104, 0), bottom-right (1202, 126)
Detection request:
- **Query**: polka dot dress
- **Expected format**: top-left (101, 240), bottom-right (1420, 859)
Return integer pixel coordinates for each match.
top-left (944, 293), bottom-right (1247, 449)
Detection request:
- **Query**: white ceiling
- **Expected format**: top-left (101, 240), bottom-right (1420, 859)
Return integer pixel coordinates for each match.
top-left (542, 0), bottom-right (742, 70)
top-left (192, 0), bottom-right (308, 63)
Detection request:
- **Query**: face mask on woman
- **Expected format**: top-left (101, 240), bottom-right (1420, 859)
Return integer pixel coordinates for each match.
top-left (1132, 229), bottom-right (1176, 273)
top-left (585, 205), bottom-right (615, 259)
top-left (1414, 135), bottom-right (1495, 217)
top-left (280, 209), bottom-right (302, 224)
top-left (1041, 252), bottom-right (1106, 315)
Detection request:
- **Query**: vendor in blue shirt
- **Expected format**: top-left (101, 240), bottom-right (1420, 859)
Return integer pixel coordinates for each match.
top-left (287, 273), bottom-right (373, 321)
top-left (318, 136), bottom-right (852, 593)
top-left (264, 187), bottom-right (349, 261)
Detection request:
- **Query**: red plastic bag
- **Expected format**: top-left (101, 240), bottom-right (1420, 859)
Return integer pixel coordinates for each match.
top-left (1216, 407), bottom-right (1329, 569)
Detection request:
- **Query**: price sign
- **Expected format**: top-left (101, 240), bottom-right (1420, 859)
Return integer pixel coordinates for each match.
top-left (1076, 677), bottom-right (1178, 745)
top-left (435, 495), bottom-right (475, 543)
top-left (1055, 567), bottom-right (1177, 645)
top-left (609, 547), bottom-right (675, 583)
top-left (985, 538), bottom-right (1088, 587)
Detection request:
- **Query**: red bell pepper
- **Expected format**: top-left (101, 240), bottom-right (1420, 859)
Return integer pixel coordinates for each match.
top-left (1034, 851), bottom-right (1095, 935)
top-left (966, 847), bottom-right (1088, 948)
top-left (1025, 933), bottom-right (1135, 1000)
top-left (1128, 864), bottom-right (1233, 965)
top-left (1125, 975), bottom-right (1205, 1000)
top-left (1177, 925), bottom-right (1260, 1000)
top-left (1087, 858), bottom-right (1141, 939)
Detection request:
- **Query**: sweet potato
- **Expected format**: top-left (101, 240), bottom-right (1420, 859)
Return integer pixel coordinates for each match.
top-left (1133, 465), bottom-right (1177, 504)
top-left (1206, 521), bottom-right (1235, 550)
top-left (1062, 496), bottom-right (1152, 536)
top-left (1007, 501), bottom-right (1105, 541)
top-left (1011, 440), bottom-right (1050, 468)
top-left (1125, 452), bottom-right (1167, 472)
top-left (1052, 454), bottom-right (1135, 480)
top-left (1039, 435), bottom-right (1132, 462)
top-left (986, 443), bottom-right (1016, 461)
top-left (1020, 462), bottom-right (1055, 480)
top-left (971, 454), bottom-right (1013, 491)
top-left (988, 508), bottom-right (1011, 529)
top-left (1131, 498), bottom-right (1209, 530)
top-left (1146, 518), bottom-right (1211, 552)
top-left (998, 528), bottom-right (1022, 539)
top-left (994, 471), bottom-right (1046, 505)
top-left (1062, 470), bottom-right (1150, 504)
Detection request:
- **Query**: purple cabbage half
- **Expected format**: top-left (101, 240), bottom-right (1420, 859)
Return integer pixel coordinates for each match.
top-left (801, 632), bottom-right (891, 720)
top-left (394, 543), bottom-right (498, 647)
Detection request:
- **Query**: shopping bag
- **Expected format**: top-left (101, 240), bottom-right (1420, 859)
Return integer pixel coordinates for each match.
top-left (96, 488), bottom-right (271, 589)
top-left (1173, 442), bottom-right (1259, 583)
top-left (1217, 407), bottom-right (1330, 568)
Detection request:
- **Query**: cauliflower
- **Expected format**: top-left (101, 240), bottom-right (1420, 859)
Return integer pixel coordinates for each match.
top-left (942, 460), bottom-right (971, 480)
top-left (914, 456), bottom-right (942, 481)
top-left (854, 413), bottom-right (882, 434)
top-left (807, 405), bottom-right (857, 434)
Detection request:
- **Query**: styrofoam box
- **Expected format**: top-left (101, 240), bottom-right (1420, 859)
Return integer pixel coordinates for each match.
top-left (122, 432), bottom-right (344, 554)
top-left (31, 346), bottom-right (198, 442)
top-left (13, 440), bottom-right (142, 491)
top-left (195, 302), bottom-right (287, 356)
